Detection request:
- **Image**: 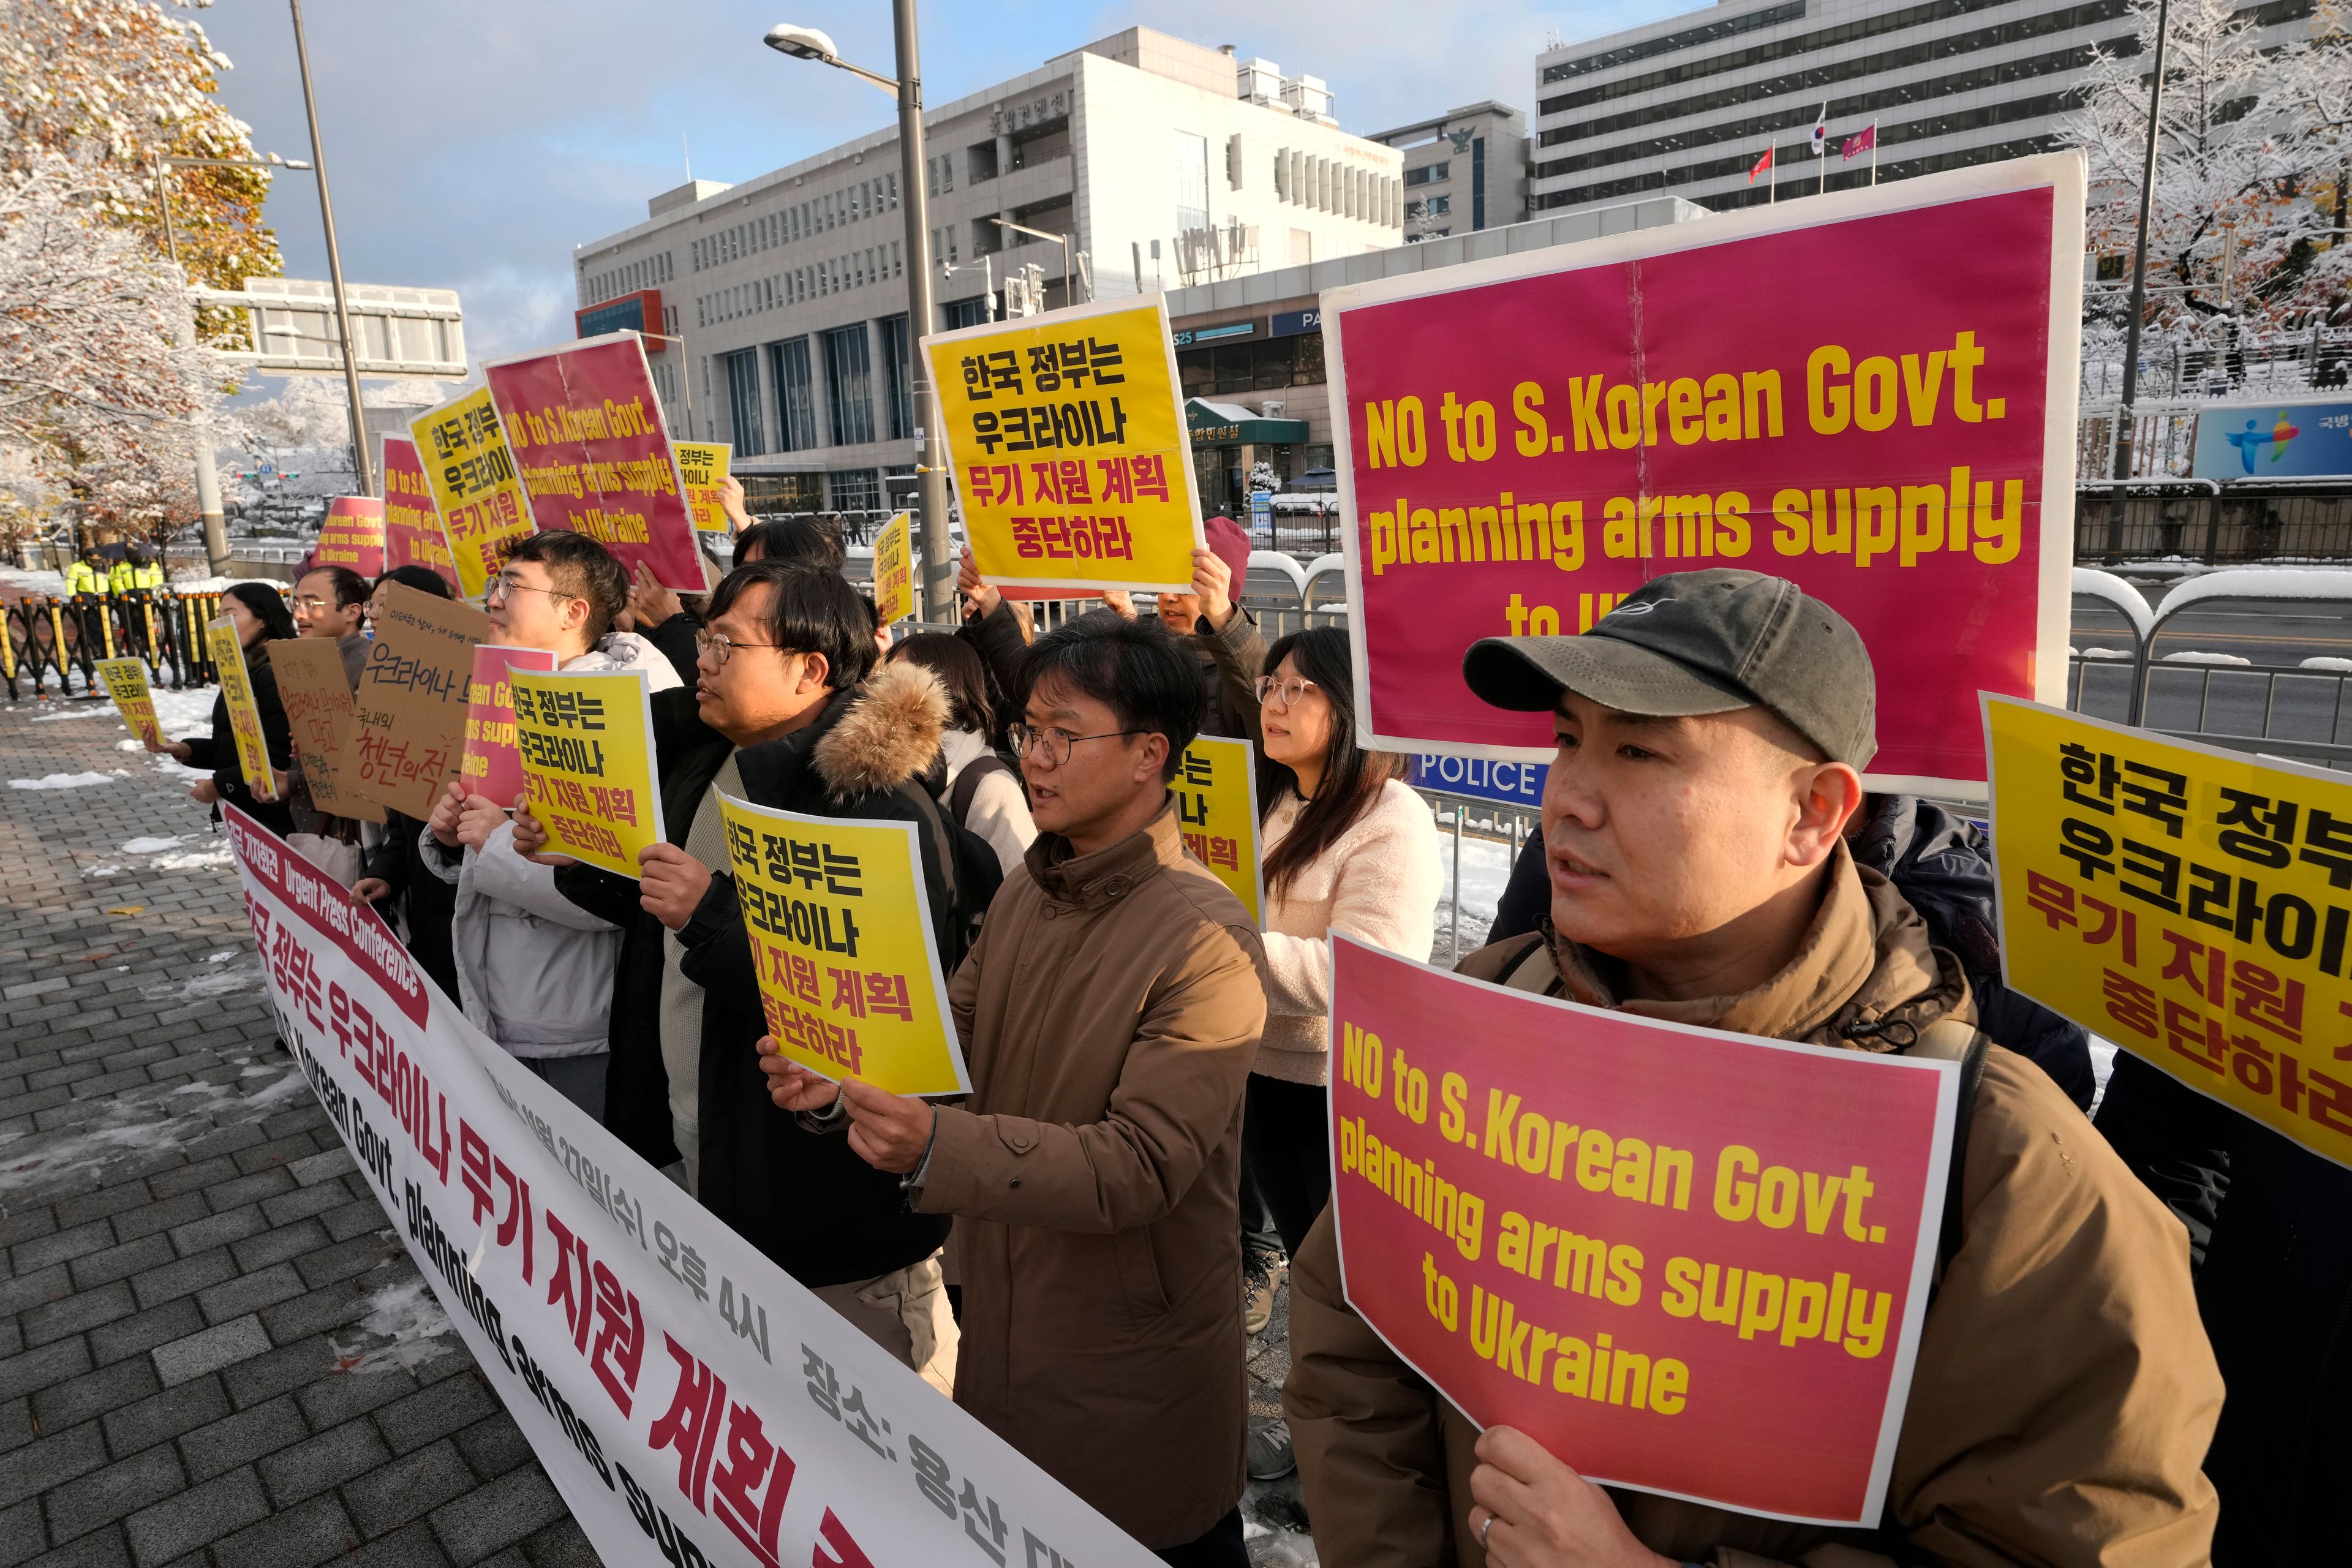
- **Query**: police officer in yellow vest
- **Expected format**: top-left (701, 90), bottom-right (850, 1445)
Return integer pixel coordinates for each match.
top-left (62, 545), bottom-right (108, 688)
top-left (111, 546), bottom-right (167, 668)
top-left (64, 545), bottom-right (105, 598)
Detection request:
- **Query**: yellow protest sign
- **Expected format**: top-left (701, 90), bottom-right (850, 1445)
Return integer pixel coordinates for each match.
top-left (411, 387), bottom-right (536, 599)
top-left (678, 442), bottom-right (732, 532)
top-left (1175, 734), bottom-right (1263, 924)
top-left (508, 667), bottom-right (665, 879)
top-left (872, 511), bottom-right (914, 625)
top-left (205, 617), bottom-right (274, 796)
top-left (716, 791), bottom-right (968, 1097)
top-left (924, 295), bottom-right (1202, 594)
top-left (1986, 695), bottom-right (2352, 1169)
top-left (96, 657), bottom-right (162, 747)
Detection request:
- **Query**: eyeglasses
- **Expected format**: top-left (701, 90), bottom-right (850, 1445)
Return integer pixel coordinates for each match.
top-left (1005, 724), bottom-right (1142, 765)
top-left (486, 576), bottom-right (581, 607)
top-left (694, 627), bottom-right (790, 668)
top-left (290, 595), bottom-right (337, 614)
top-left (1254, 675), bottom-right (1322, 710)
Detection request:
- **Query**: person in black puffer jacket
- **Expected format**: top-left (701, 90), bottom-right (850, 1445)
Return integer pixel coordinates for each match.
top-left (1490, 793), bottom-right (2096, 1108)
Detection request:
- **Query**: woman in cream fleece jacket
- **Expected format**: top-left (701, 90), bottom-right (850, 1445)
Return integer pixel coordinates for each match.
top-left (1248, 627), bottom-right (1443, 1257)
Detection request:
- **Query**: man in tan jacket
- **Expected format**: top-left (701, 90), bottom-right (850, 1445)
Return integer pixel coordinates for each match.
top-left (764, 616), bottom-right (1269, 1566)
top-left (1284, 568), bottom-right (2222, 1568)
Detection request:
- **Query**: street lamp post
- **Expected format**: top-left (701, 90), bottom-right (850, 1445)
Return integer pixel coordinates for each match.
top-left (153, 153), bottom-right (314, 576)
top-left (2105, 0), bottom-right (2172, 562)
top-left (287, 0), bottom-right (375, 499)
top-left (989, 216), bottom-right (1084, 309)
top-left (766, 13), bottom-right (952, 620)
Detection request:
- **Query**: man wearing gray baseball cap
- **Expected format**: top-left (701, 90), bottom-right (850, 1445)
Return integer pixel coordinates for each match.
top-left (1284, 569), bottom-right (2219, 1568)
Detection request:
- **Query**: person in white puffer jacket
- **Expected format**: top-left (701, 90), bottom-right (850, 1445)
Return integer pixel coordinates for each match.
top-left (420, 533), bottom-right (682, 1118)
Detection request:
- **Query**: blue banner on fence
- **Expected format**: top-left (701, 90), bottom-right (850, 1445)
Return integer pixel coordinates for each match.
top-left (1408, 754), bottom-right (1547, 808)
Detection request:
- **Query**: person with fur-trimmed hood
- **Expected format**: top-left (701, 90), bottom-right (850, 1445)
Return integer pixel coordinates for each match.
top-left (519, 560), bottom-right (984, 1390)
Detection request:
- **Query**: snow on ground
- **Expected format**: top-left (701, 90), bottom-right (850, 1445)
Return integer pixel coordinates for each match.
top-left (121, 835), bottom-right (184, 853)
top-left (83, 865), bottom-right (121, 877)
top-left (0, 1060), bottom-right (311, 1200)
top-left (1437, 832), bottom-right (1517, 957)
top-left (140, 959), bottom-right (263, 1003)
top-left (30, 706), bottom-right (111, 722)
top-left (0, 565), bottom-right (67, 597)
top-left (149, 687), bottom-right (219, 732)
top-left (2161, 650), bottom-right (2252, 665)
top-left (331, 1278), bottom-right (462, 1377)
top-left (152, 848), bottom-right (232, 870)
top-left (10, 771), bottom-right (120, 790)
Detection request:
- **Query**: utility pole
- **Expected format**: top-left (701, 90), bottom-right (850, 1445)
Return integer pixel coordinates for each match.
top-left (890, 0), bottom-right (952, 620)
top-left (2106, 0), bottom-right (2172, 560)
top-left (288, 0), bottom-right (374, 498)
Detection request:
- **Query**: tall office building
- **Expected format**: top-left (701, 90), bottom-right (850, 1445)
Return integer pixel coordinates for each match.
top-left (570, 28), bottom-right (1403, 514)
top-left (1366, 103), bottom-right (1532, 240)
top-left (1531, 0), bottom-right (2315, 218)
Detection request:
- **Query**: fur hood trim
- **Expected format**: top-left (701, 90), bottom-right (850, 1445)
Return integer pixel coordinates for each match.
top-left (814, 661), bottom-right (948, 802)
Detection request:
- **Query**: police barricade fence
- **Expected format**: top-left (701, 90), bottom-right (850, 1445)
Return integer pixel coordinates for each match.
top-left (1, 589), bottom-right (224, 701)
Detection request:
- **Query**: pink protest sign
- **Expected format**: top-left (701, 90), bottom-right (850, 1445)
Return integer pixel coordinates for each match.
top-left (481, 333), bottom-right (705, 590)
top-left (313, 496), bottom-right (385, 578)
top-left (1327, 156), bottom-right (2082, 796)
top-left (381, 437), bottom-right (461, 592)
top-left (458, 644), bottom-right (558, 806)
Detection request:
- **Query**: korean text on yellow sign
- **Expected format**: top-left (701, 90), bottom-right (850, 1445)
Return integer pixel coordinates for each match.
top-left (677, 442), bottom-right (733, 532)
top-left (96, 658), bottom-right (162, 748)
top-left (923, 296), bottom-right (1202, 594)
top-left (872, 511), bottom-right (914, 625)
top-left (412, 388), bottom-right (536, 599)
top-left (717, 791), bottom-right (969, 1098)
top-left (1175, 734), bottom-right (1264, 924)
top-left (1986, 695), bottom-right (2352, 1169)
top-left (508, 668), bottom-right (665, 880)
top-left (206, 617), bottom-right (274, 796)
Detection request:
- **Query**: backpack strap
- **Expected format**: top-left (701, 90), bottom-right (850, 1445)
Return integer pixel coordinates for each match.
top-left (1905, 1018), bottom-right (1991, 1283)
top-left (948, 755), bottom-right (1012, 827)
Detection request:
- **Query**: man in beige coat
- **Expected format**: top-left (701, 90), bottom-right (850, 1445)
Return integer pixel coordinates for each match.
top-left (764, 615), bottom-right (1268, 1565)
top-left (1284, 569), bottom-right (2222, 1568)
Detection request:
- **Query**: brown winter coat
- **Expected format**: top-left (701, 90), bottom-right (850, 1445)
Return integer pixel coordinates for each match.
top-left (915, 801), bottom-right (1268, 1549)
top-left (1284, 844), bottom-right (2223, 1568)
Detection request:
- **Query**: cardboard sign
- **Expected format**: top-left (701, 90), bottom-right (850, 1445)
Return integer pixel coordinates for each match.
top-left (483, 334), bottom-right (706, 591)
top-left (411, 388), bottom-right (536, 600)
top-left (872, 511), bottom-right (915, 626)
top-left (350, 582), bottom-right (490, 819)
top-left (205, 617), bottom-right (276, 796)
top-left (508, 666), bottom-right (665, 878)
top-left (1985, 695), bottom-right (2352, 1168)
top-left (382, 436), bottom-right (462, 591)
top-left (313, 496), bottom-right (385, 578)
top-left (924, 295), bottom-right (1204, 594)
top-left (95, 657), bottom-right (162, 747)
top-left (222, 805), bottom-right (1166, 1568)
top-left (1329, 935), bottom-right (1953, 1525)
top-left (716, 791), bottom-right (970, 1098)
top-left (678, 441), bottom-right (733, 532)
top-left (271, 638), bottom-right (384, 824)
top-left (1175, 735), bottom-right (1263, 924)
top-left (459, 644), bottom-right (559, 807)
top-left (1327, 154), bottom-right (2084, 797)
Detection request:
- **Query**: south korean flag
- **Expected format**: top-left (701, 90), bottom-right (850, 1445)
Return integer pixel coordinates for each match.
top-left (1809, 103), bottom-right (1828, 157)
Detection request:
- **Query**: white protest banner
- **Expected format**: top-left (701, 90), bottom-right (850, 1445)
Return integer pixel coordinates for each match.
top-left (221, 805), bottom-right (1158, 1568)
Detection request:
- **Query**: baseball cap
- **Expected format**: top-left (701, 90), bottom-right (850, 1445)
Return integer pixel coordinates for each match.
top-left (1460, 569), bottom-right (1878, 767)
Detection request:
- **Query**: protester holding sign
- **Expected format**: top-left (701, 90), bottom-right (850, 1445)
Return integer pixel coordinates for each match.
top-left (290, 565), bottom-right (371, 688)
top-left (1285, 570), bottom-right (2220, 1568)
top-left (763, 616), bottom-right (1267, 1563)
top-left (1246, 625), bottom-right (1441, 1267)
top-left (146, 583), bottom-right (296, 835)
top-left (420, 533), bottom-right (680, 1117)
top-left (355, 568), bottom-right (463, 1003)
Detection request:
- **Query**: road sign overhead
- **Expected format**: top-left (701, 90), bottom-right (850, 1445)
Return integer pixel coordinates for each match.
top-left (197, 277), bottom-right (467, 378)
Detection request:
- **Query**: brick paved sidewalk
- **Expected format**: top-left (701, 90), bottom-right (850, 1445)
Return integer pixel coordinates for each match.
top-left (0, 692), bottom-right (600, 1568)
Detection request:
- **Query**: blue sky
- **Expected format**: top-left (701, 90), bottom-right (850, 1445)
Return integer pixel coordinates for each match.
top-left (195, 0), bottom-right (1688, 365)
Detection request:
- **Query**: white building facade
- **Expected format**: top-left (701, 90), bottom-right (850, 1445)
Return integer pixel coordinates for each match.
top-left (570, 28), bottom-right (1403, 513)
top-left (1530, 0), bottom-right (2315, 219)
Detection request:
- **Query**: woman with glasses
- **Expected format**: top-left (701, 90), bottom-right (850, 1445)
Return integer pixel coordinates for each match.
top-left (143, 582), bottom-right (300, 837)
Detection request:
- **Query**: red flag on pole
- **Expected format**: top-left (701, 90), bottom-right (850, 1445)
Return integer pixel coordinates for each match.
top-left (1842, 124), bottom-right (1877, 160)
top-left (1747, 145), bottom-right (1774, 183)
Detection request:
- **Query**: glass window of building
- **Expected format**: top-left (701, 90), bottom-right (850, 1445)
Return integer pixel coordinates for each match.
top-left (724, 349), bottom-right (766, 458)
top-left (823, 325), bottom-right (875, 447)
top-left (877, 314), bottom-right (914, 442)
top-left (769, 337), bottom-right (818, 453)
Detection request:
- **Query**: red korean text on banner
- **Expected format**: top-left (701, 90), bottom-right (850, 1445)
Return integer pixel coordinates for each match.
top-left (382, 437), bottom-right (462, 592)
top-left (1328, 935), bottom-right (1956, 1525)
top-left (314, 496), bottom-right (386, 578)
top-left (1328, 155), bottom-right (2083, 796)
top-left (483, 334), bottom-right (706, 592)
